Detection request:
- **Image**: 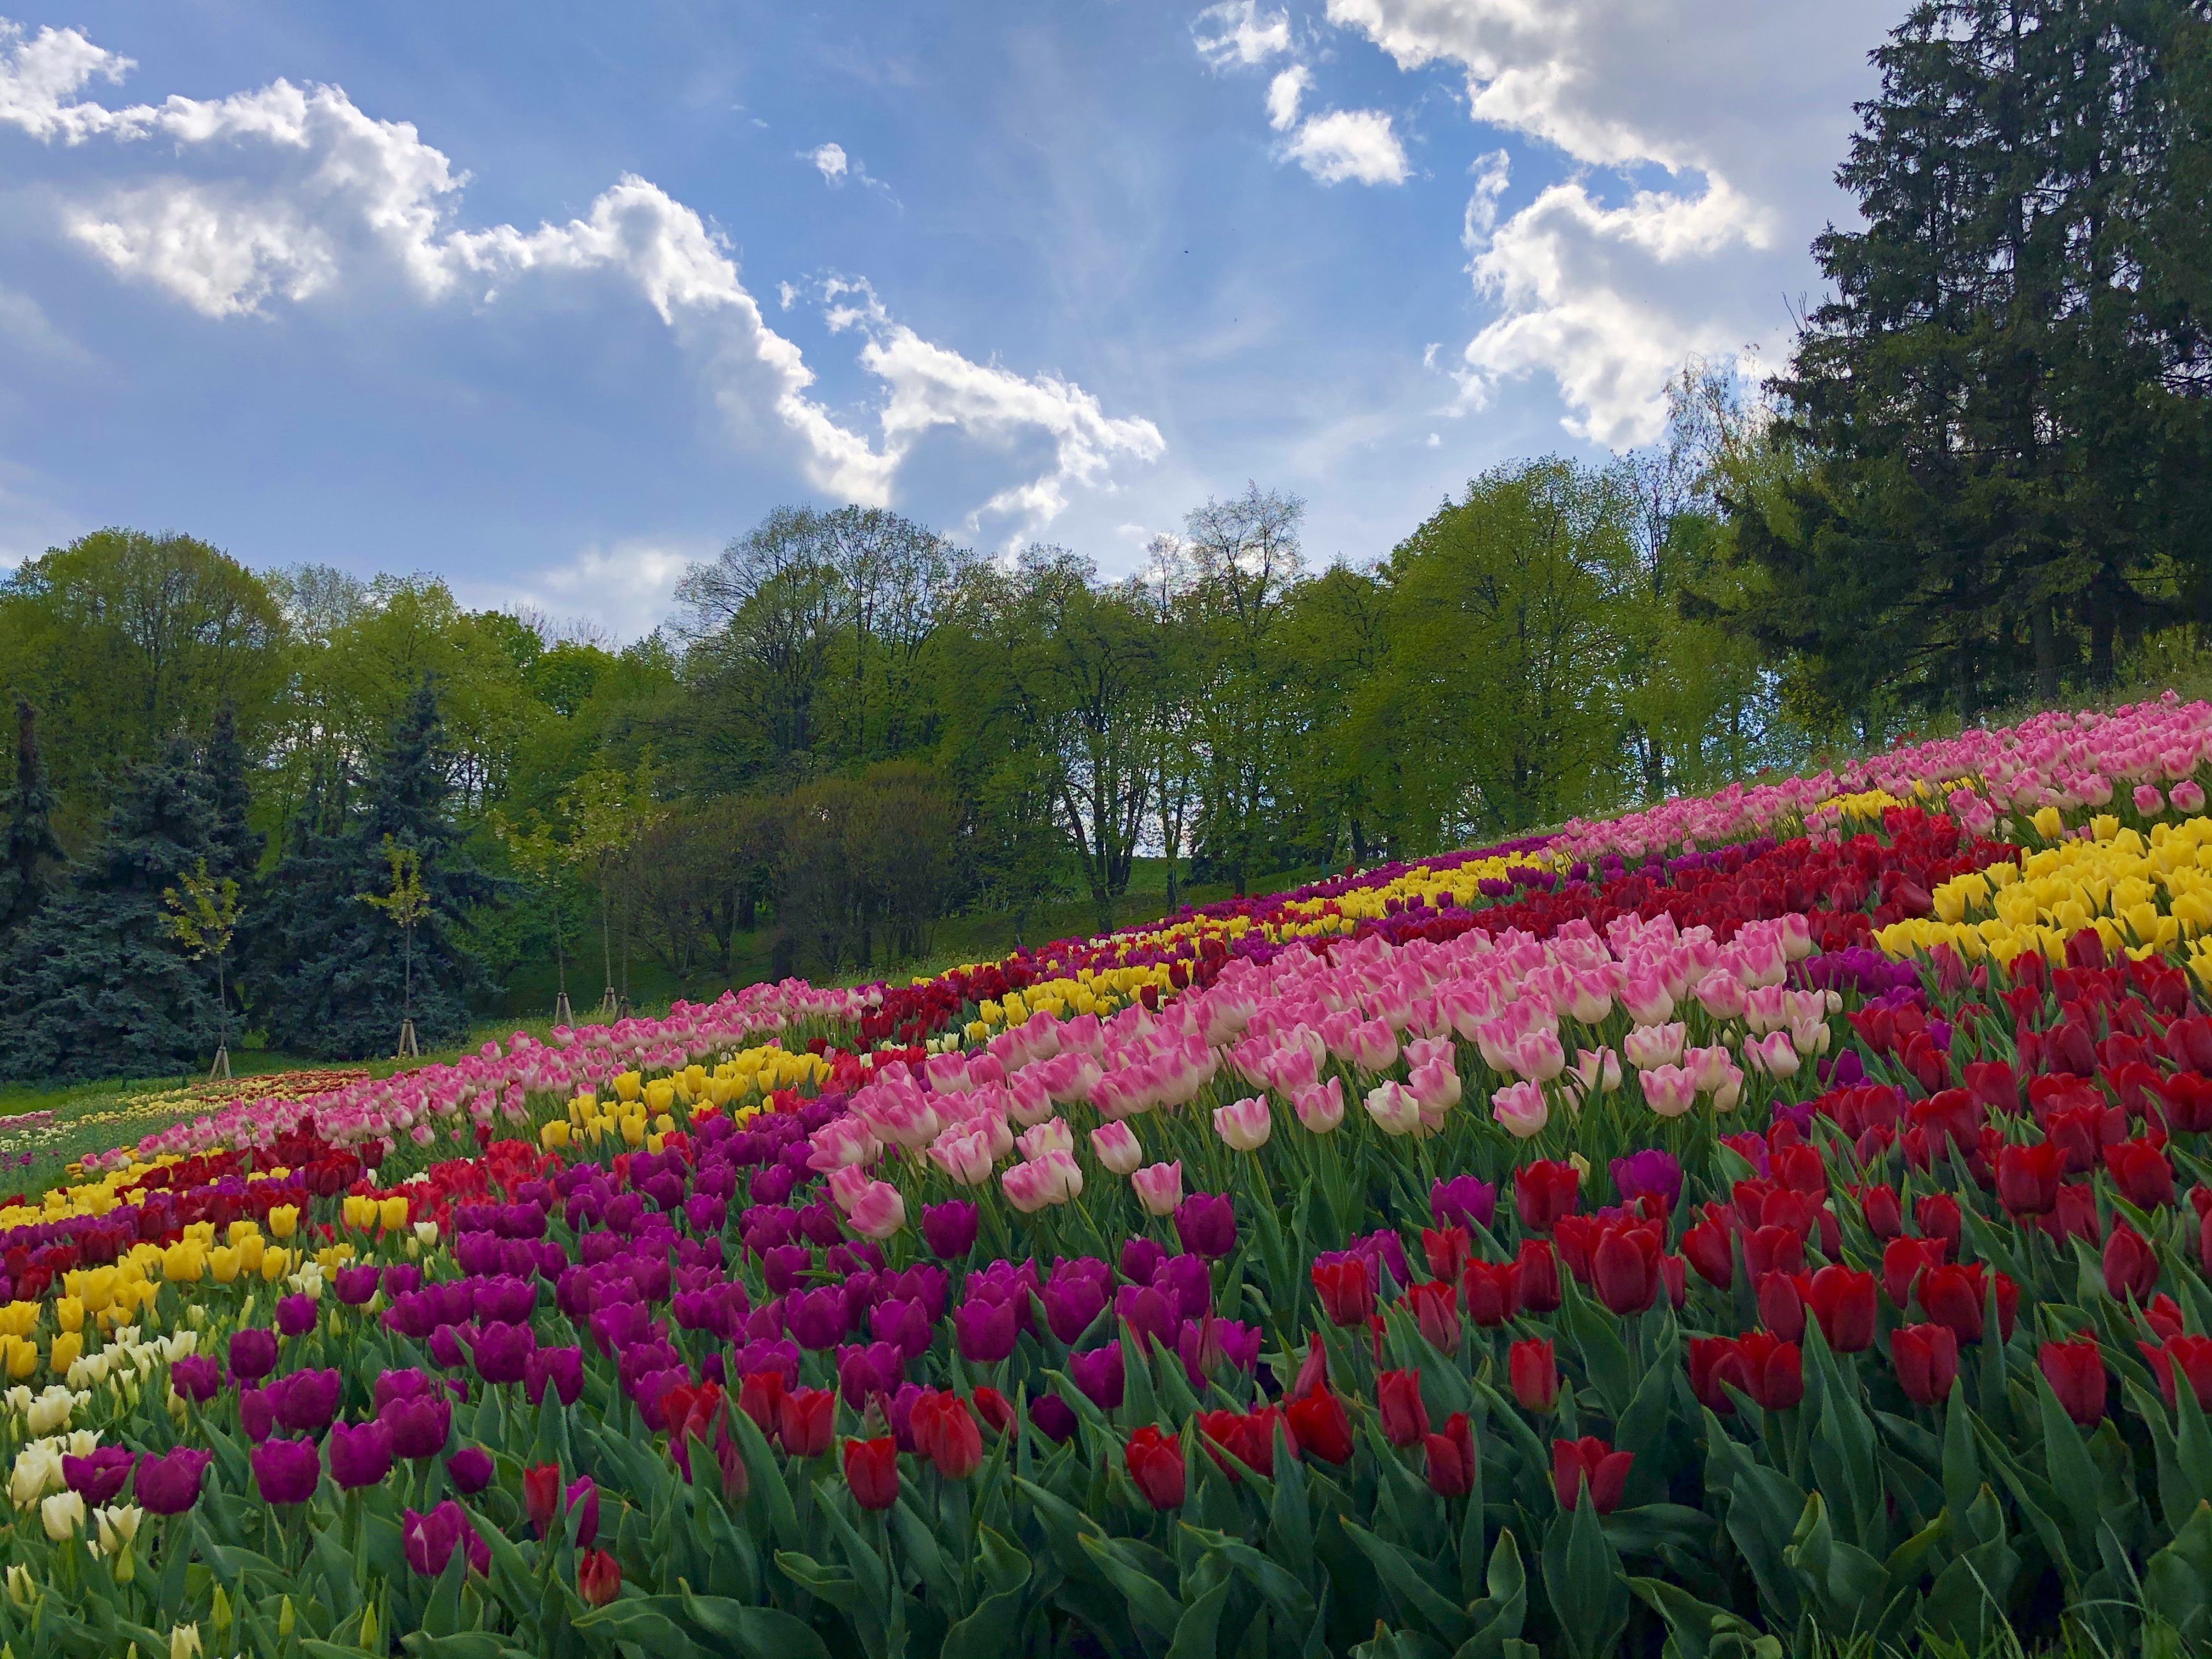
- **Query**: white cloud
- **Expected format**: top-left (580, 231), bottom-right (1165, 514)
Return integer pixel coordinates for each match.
top-left (821, 277), bottom-right (1166, 539)
top-left (1324, 0), bottom-right (1889, 443)
top-left (0, 19), bottom-right (1158, 534)
top-left (1192, 1), bottom-right (1293, 67)
top-left (1265, 66), bottom-right (1309, 132)
top-left (808, 142), bottom-right (848, 183)
top-left (496, 539), bottom-right (699, 643)
top-left (1284, 109), bottom-right (1409, 185)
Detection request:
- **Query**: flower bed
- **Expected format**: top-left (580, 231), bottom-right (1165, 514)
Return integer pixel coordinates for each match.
top-left (6, 697), bottom-right (2212, 1656)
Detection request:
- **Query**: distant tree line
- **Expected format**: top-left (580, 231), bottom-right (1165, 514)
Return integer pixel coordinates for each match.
top-left (4, 0), bottom-right (2211, 1077)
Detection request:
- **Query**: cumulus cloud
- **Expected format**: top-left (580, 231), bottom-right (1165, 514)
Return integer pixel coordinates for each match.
top-left (1323, 0), bottom-right (1888, 442)
top-left (0, 19), bottom-right (1153, 533)
top-left (1192, 1), bottom-right (1293, 67)
top-left (808, 142), bottom-right (848, 182)
top-left (1265, 65), bottom-right (1309, 132)
top-left (496, 539), bottom-right (700, 643)
top-left (1284, 109), bottom-right (1409, 185)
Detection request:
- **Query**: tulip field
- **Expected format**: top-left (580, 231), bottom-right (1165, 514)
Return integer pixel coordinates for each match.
top-left (16, 698), bottom-right (2212, 1658)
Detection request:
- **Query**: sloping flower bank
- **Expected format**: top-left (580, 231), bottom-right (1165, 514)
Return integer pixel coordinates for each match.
top-left (5, 697), bottom-right (2212, 1657)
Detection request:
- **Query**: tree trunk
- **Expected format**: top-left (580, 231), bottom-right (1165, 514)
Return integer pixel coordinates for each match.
top-left (2032, 597), bottom-right (2058, 703)
top-left (2087, 578), bottom-right (2116, 688)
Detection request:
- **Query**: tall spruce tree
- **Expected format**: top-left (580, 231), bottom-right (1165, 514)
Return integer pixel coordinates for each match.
top-left (1735, 0), bottom-right (2212, 717)
top-left (261, 677), bottom-right (496, 1058)
top-left (0, 737), bottom-right (221, 1081)
top-left (199, 702), bottom-right (263, 887)
top-left (0, 697), bottom-right (64, 944)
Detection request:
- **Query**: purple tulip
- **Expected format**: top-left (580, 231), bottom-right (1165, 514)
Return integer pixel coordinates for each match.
top-left (374, 1368), bottom-right (435, 1410)
top-left (270, 1367), bottom-right (341, 1435)
top-left (229, 1328), bottom-right (279, 1384)
top-left (869, 1296), bottom-right (933, 1361)
top-left (921, 1200), bottom-right (979, 1260)
top-left (566, 1475), bottom-right (600, 1548)
top-left (524, 1345), bottom-right (584, 1407)
top-left (381, 1393), bottom-right (452, 1460)
top-left (428, 1324), bottom-right (474, 1371)
top-left (1430, 1175), bottom-right (1498, 1233)
top-left (684, 1193), bottom-right (727, 1234)
top-left (786, 1286), bottom-right (849, 1352)
top-left (238, 1386), bottom-right (275, 1445)
top-left (446, 1446), bottom-right (494, 1494)
top-left (472, 1275), bottom-right (537, 1325)
top-left (1178, 1317), bottom-right (1261, 1387)
top-left (382, 1263), bottom-right (423, 1300)
top-left (731, 1338), bottom-right (799, 1388)
top-left (1029, 1395), bottom-right (1077, 1442)
top-left (588, 1302), bottom-right (651, 1357)
top-left (62, 1446), bottom-right (134, 1506)
top-left (750, 1165), bottom-right (798, 1206)
top-left (1156, 1255), bottom-right (1212, 1322)
top-left (276, 1295), bottom-right (318, 1338)
top-left (1172, 1193), bottom-right (1237, 1260)
top-left (761, 1243), bottom-right (812, 1295)
top-left (334, 1265), bottom-right (381, 1306)
top-left (1119, 1237), bottom-right (1166, 1286)
top-left (1114, 1284), bottom-right (1178, 1353)
top-left (133, 1446), bottom-right (211, 1515)
top-left (402, 1503), bottom-right (463, 1576)
top-left (251, 1437), bottom-right (321, 1505)
top-left (630, 1365), bottom-right (691, 1430)
top-left (170, 1354), bottom-right (221, 1402)
top-left (1609, 1149), bottom-right (1684, 1214)
top-left (953, 1297), bottom-right (1018, 1364)
top-left (469, 1321), bottom-right (536, 1386)
top-left (835, 1341), bottom-right (905, 1409)
top-left (1070, 1342), bottom-right (1126, 1409)
top-left (1043, 1272), bottom-right (1109, 1346)
top-left (328, 1419), bottom-right (394, 1489)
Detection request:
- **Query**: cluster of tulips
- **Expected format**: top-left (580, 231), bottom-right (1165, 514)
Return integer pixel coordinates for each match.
top-left (11, 696), bottom-right (2212, 1656)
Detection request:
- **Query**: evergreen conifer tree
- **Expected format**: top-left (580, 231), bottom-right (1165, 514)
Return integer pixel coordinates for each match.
top-left (0, 737), bottom-right (220, 1081)
top-left (199, 702), bottom-right (263, 887)
top-left (0, 697), bottom-right (64, 945)
top-left (261, 677), bottom-right (496, 1058)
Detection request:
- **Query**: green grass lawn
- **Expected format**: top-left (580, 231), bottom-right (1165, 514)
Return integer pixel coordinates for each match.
top-left (2, 857), bottom-right (1333, 1199)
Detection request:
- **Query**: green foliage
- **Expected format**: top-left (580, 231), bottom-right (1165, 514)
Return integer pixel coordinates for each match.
top-left (0, 695), bottom-right (63, 942)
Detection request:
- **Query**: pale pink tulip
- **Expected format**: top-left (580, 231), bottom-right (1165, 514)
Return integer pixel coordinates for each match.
top-left (1407, 1059), bottom-right (1462, 1116)
top-left (2175, 779), bottom-right (2207, 814)
top-left (1684, 1044), bottom-right (1736, 1094)
top-left (1506, 1028), bottom-right (1566, 1082)
top-left (1365, 1080), bottom-right (1424, 1137)
top-left (1620, 973), bottom-right (1675, 1025)
top-left (1565, 1046), bottom-right (1621, 1100)
top-left (1637, 1065), bottom-right (1697, 1119)
top-left (1090, 1121), bottom-right (1143, 1175)
top-left (1350, 1018), bottom-right (1400, 1074)
top-left (926, 1126), bottom-right (996, 1186)
top-left (842, 1178), bottom-right (907, 1240)
top-left (1621, 1023), bottom-right (1686, 1069)
top-left (1213, 1096), bottom-right (1274, 1152)
top-left (2135, 783), bottom-right (2166, 815)
top-left (1015, 1119), bottom-right (1074, 1161)
top-left (1490, 1079), bottom-right (1548, 1139)
top-left (1292, 1077), bottom-right (1345, 1133)
top-left (1130, 1161), bottom-right (1184, 1217)
top-left (1694, 973), bottom-right (1748, 1021)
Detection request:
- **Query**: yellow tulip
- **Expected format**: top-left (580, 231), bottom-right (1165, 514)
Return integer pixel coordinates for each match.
top-left (238, 1235), bottom-right (264, 1275)
top-left (613, 1071), bottom-right (642, 1103)
top-left (2, 1335), bottom-right (37, 1379)
top-left (378, 1196), bottom-right (410, 1232)
top-left (54, 1296), bottom-right (83, 1334)
top-left (227, 1220), bottom-right (259, 1246)
top-left (161, 1243), bottom-right (204, 1284)
top-left (261, 1248), bottom-right (292, 1283)
top-left (0, 1300), bottom-right (38, 1338)
top-left (208, 1248), bottom-right (242, 1285)
top-left (539, 1120), bottom-right (571, 1151)
top-left (267, 1206), bottom-right (298, 1240)
top-left (341, 1195), bottom-right (375, 1230)
top-left (47, 1331), bottom-right (81, 1376)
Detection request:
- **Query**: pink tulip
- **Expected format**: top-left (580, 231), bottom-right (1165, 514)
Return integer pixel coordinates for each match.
top-left (1404, 1035), bottom-right (1454, 1072)
top-left (1006, 1071), bottom-right (1058, 1126)
top-left (1743, 984), bottom-right (1789, 1034)
top-left (1694, 973), bottom-right (1749, 1020)
top-left (1506, 1028), bottom-right (1566, 1082)
top-left (1213, 1095), bottom-right (1273, 1152)
top-left (1002, 1150), bottom-right (1081, 1214)
top-left (807, 1117), bottom-right (881, 1173)
top-left (2135, 783), bottom-right (2166, 815)
top-left (1566, 1047), bottom-right (1621, 1100)
top-left (1408, 1059), bottom-right (1462, 1115)
top-left (1742, 1030), bottom-right (1799, 1079)
top-left (1366, 1080), bottom-right (1425, 1137)
top-left (1491, 1080), bottom-right (1548, 1139)
top-left (1350, 1019), bottom-right (1400, 1073)
top-left (835, 1175), bottom-right (907, 1240)
top-left (1015, 1119), bottom-right (1074, 1161)
top-left (1131, 1161), bottom-right (1184, 1217)
top-left (1637, 1064), bottom-right (1697, 1119)
top-left (1620, 974), bottom-right (1675, 1025)
top-left (2175, 779), bottom-right (2207, 814)
top-left (1621, 1024), bottom-right (1686, 1069)
top-left (1090, 1121), bottom-right (1143, 1175)
top-left (927, 1126), bottom-right (996, 1186)
top-left (1293, 1077), bottom-right (1345, 1133)
top-left (1565, 970), bottom-right (1613, 1023)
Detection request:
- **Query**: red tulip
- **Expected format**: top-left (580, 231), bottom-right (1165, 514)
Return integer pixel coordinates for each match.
top-left (1742, 1224), bottom-right (1804, 1282)
top-left (1421, 1224), bottom-right (1471, 1285)
top-left (1804, 1265), bottom-right (1877, 1352)
top-left (1881, 1237), bottom-right (1946, 1309)
top-left (2038, 1334), bottom-right (2106, 1427)
top-left (842, 1436), bottom-right (900, 1510)
top-left (970, 1386), bottom-right (1014, 1435)
top-left (1688, 1336), bottom-right (1753, 1414)
top-left (1915, 1193), bottom-right (1963, 1252)
top-left (1515, 1160), bottom-right (1580, 1234)
top-left (2140, 1335), bottom-right (2212, 1412)
top-left (1509, 1338), bottom-right (1558, 1413)
top-left (1590, 1220), bottom-right (1663, 1316)
top-left (523, 1463), bottom-right (561, 1537)
top-left (1284, 1389), bottom-right (1353, 1465)
top-left (578, 1549), bottom-right (622, 1607)
top-left (1515, 1239), bottom-right (1562, 1313)
top-left (2040, 1182), bottom-right (2102, 1248)
top-left (911, 1391), bottom-right (983, 1480)
top-left (1404, 1280), bottom-right (1462, 1356)
top-left (2102, 1222), bottom-right (2159, 1304)
top-left (1892, 1323), bottom-right (1960, 1406)
top-left (778, 1387), bottom-right (836, 1458)
top-left (1125, 1426), bottom-right (1184, 1509)
top-left (1376, 1369), bottom-right (1429, 1448)
top-left (1681, 1210), bottom-right (1734, 1289)
top-left (1424, 1412), bottom-right (1474, 1498)
top-left (1857, 1183), bottom-right (1903, 1240)
top-left (1995, 1141), bottom-right (2064, 1216)
top-left (1461, 1260), bottom-right (1521, 1327)
top-left (1312, 1260), bottom-right (1375, 1327)
top-left (1757, 1271), bottom-right (1806, 1344)
top-left (1551, 1436), bottom-right (1631, 1514)
top-left (2106, 1139), bottom-right (2176, 1209)
top-left (738, 1370), bottom-right (787, 1438)
top-left (1739, 1332), bottom-right (1804, 1410)
top-left (2146, 1293), bottom-right (2188, 1343)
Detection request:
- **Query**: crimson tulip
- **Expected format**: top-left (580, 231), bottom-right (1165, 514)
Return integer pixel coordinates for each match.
top-left (523, 1463), bottom-right (561, 1537)
top-left (1421, 1224), bottom-right (1471, 1285)
top-left (1376, 1369), bottom-right (1429, 1448)
top-left (1804, 1265), bottom-right (1876, 1352)
top-left (1125, 1427), bottom-right (1184, 1509)
top-left (2039, 1334), bottom-right (2107, 1427)
top-left (2140, 1335), bottom-right (2212, 1412)
top-left (1285, 1389), bottom-right (1353, 1465)
top-left (1404, 1280), bottom-right (1462, 1355)
top-left (1757, 1271), bottom-right (1806, 1344)
top-left (738, 1369), bottom-right (787, 1437)
top-left (1515, 1160), bottom-right (1580, 1234)
top-left (1509, 1338), bottom-right (1558, 1413)
top-left (2106, 1139), bottom-right (2176, 1209)
top-left (1881, 1237), bottom-right (1946, 1309)
top-left (1741, 1224), bottom-right (1804, 1282)
top-left (1995, 1141), bottom-right (2064, 1216)
top-left (578, 1549), bottom-right (622, 1607)
top-left (779, 1387), bottom-right (836, 1458)
top-left (843, 1436), bottom-right (900, 1510)
top-left (1590, 1220), bottom-right (1663, 1316)
top-left (912, 1391), bottom-right (983, 1480)
top-left (1551, 1436), bottom-right (1631, 1514)
top-left (1915, 1193), bottom-right (1963, 1251)
top-left (1424, 1412), bottom-right (1475, 1498)
top-left (1681, 1210), bottom-right (1734, 1289)
top-left (2103, 1222), bottom-right (2159, 1304)
top-left (1892, 1323), bottom-right (1960, 1406)
top-left (1462, 1259), bottom-right (1521, 1327)
top-left (1739, 1332), bottom-right (1804, 1410)
top-left (1312, 1259), bottom-right (1375, 1327)
top-left (1688, 1337), bottom-right (1753, 1414)
top-left (1515, 1239), bottom-right (1562, 1313)
top-left (1857, 1183), bottom-right (1903, 1240)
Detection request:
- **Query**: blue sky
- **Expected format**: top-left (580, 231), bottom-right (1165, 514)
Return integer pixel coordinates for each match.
top-left (0, 0), bottom-right (1897, 637)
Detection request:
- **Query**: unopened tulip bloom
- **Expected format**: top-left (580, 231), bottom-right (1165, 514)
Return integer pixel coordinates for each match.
top-left (1638, 1064), bottom-right (1697, 1118)
top-left (1565, 1047), bottom-right (1621, 1101)
top-left (1293, 1077), bottom-right (1344, 1133)
top-left (1622, 1023), bottom-right (1687, 1069)
top-left (1131, 1161), bottom-right (1183, 1217)
top-left (842, 1178), bottom-right (907, 1240)
top-left (1407, 1059), bottom-right (1462, 1116)
top-left (1213, 1096), bottom-right (1273, 1152)
top-left (927, 1127), bottom-right (995, 1186)
top-left (1090, 1121), bottom-right (1143, 1173)
top-left (1015, 1119), bottom-right (1074, 1161)
top-left (1367, 1080), bottom-right (1425, 1136)
top-left (41, 1488), bottom-right (84, 1541)
top-left (1491, 1080), bottom-right (1548, 1139)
